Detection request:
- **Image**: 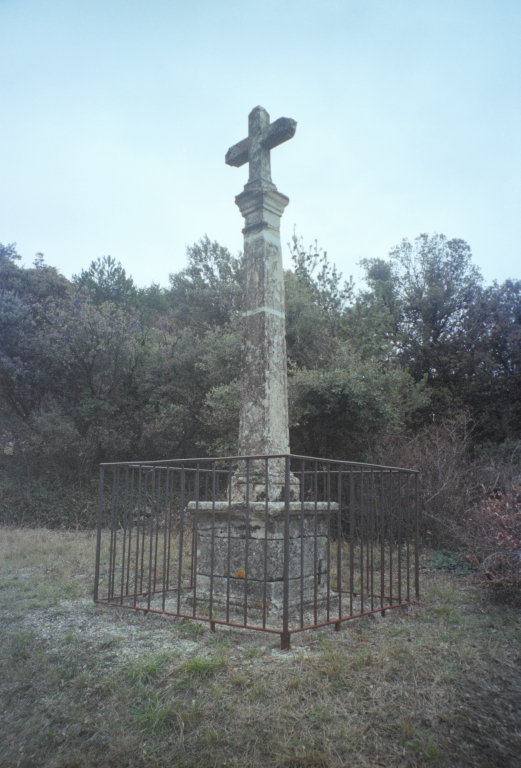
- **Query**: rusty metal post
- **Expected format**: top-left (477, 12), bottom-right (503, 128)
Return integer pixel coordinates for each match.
top-left (415, 472), bottom-right (420, 599)
top-left (94, 465), bottom-right (105, 603)
top-left (281, 455), bottom-right (291, 651)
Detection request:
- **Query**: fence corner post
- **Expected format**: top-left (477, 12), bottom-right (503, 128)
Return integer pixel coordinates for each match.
top-left (282, 455), bottom-right (291, 651)
top-left (94, 465), bottom-right (105, 603)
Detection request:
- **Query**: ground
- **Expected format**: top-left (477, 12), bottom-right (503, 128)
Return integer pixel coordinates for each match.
top-left (0, 528), bottom-right (520, 768)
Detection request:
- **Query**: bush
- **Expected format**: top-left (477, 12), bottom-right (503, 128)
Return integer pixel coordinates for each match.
top-left (376, 412), bottom-right (481, 546)
top-left (468, 487), bottom-right (521, 596)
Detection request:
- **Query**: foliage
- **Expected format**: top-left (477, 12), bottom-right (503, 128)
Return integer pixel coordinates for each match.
top-left (424, 549), bottom-right (478, 574)
top-left (288, 232), bottom-right (354, 338)
top-left (167, 235), bottom-right (244, 329)
top-left (359, 234), bottom-right (521, 442)
top-left (0, 231), bottom-right (520, 535)
top-left (468, 487), bottom-right (521, 595)
top-left (288, 347), bottom-right (426, 461)
top-left (72, 255), bottom-right (137, 306)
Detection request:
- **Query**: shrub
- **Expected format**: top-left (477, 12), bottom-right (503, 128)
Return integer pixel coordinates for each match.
top-left (469, 487), bottom-right (521, 596)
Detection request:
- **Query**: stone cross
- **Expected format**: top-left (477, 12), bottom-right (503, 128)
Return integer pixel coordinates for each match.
top-left (225, 106), bottom-right (296, 188)
top-left (226, 106), bottom-right (298, 501)
top-left (189, 112), bottom-right (332, 638)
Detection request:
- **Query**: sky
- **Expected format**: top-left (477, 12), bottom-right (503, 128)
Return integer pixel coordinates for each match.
top-left (0, 0), bottom-right (520, 288)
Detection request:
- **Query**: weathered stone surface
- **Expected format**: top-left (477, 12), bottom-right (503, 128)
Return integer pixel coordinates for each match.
top-left (195, 535), bottom-right (329, 580)
top-left (226, 106), bottom-right (297, 502)
top-left (192, 574), bottom-right (334, 612)
top-left (230, 460), bottom-right (300, 503)
top-left (189, 499), bottom-right (338, 615)
top-left (188, 501), bottom-right (332, 538)
top-left (226, 107), bottom-right (296, 186)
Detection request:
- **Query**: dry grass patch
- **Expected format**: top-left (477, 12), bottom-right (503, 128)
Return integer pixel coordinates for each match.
top-left (0, 527), bottom-right (520, 767)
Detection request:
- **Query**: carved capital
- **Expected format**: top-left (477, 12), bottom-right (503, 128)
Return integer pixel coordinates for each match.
top-left (235, 187), bottom-right (289, 234)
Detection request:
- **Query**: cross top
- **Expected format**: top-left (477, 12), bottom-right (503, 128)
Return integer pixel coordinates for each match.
top-left (225, 106), bottom-right (296, 186)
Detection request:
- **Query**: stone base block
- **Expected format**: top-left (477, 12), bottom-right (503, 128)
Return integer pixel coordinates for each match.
top-left (188, 500), bottom-right (338, 620)
top-left (188, 501), bottom-right (335, 538)
top-left (196, 534), bottom-right (329, 580)
top-left (192, 573), bottom-right (336, 613)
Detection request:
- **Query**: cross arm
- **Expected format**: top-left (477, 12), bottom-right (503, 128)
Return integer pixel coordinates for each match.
top-left (225, 137), bottom-right (250, 168)
top-left (261, 117), bottom-right (297, 151)
top-left (225, 116), bottom-right (297, 168)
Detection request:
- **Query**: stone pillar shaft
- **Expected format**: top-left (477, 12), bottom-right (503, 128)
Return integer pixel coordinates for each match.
top-left (236, 186), bottom-right (290, 458)
top-left (225, 106), bottom-right (298, 501)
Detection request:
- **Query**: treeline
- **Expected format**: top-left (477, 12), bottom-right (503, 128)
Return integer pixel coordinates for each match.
top-left (0, 234), bottom-right (520, 533)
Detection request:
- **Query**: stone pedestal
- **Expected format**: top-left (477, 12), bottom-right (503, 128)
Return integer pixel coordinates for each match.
top-left (188, 501), bottom-right (338, 621)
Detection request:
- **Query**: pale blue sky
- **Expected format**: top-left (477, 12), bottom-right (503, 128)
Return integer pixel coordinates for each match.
top-left (1, 0), bottom-right (519, 287)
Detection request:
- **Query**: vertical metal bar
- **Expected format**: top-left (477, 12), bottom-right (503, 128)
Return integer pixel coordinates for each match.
top-left (209, 462), bottom-right (217, 629)
top-left (300, 458), bottom-right (305, 629)
top-left (405, 472), bottom-right (411, 602)
top-left (325, 463), bottom-right (331, 622)
top-left (360, 468), bottom-right (364, 615)
top-left (336, 468), bottom-right (342, 626)
top-left (146, 468), bottom-right (156, 611)
top-left (380, 470), bottom-right (385, 616)
top-left (414, 472), bottom-right (420, 599)
top-left (313, 462), bottom-right (319, 625)
top-left (222, 461), bottom-right (232, 621)
top-left (107, 468), bottom-right (119, 600)
top-left (370, 468), bottom-right (374, 611)
top-left (188, 469), bottom-right (196, 590)
top-left (397, 472), bottom-right (403, 605)
top-left (389, 471), bottom-right (393, 606)
top-left (366, 472), bottom-right (371, 596)
top-left (243, 459), bottom-right (250, 627)
top-left (93, 465), bottom-right (105, 603)
top-left (133, 467), bottom-right (143, 607)
top-left (106, 470), bottom-right (115, 600)
top-left (162, 468), bottom-right (171, 612)
top-left (176, 466), bottom-right (186, 614)
top-left (192, 464), bottom-right (200, 617)
top-left (125, 468), bottom-right (134, 598)
top-left (226, 461), bottom-right (233, 623)
top-left (139, 469), bottom-right (148, 595)
top-left (281, 455), bottom-right (291, 651)
top-left (349, 468), bottom-right (354, 617)
top-left (262, 457), bottom-right (269, 629)
top-left (152, 469), bottom-right (161, 595)
top-left (119, 467), bottom-right (130, 604)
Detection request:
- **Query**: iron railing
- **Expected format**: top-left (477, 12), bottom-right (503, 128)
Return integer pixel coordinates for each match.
top-left (94, 454), bottom-right (419, 649)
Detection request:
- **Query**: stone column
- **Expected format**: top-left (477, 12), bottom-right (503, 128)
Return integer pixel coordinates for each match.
top-left (231, 184), bottom-right (300, 501)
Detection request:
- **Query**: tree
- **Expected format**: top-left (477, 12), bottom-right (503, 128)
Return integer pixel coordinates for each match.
top-left (387, 233), bottom-right (483, 381)
top-left (288, 232), bottom-right (354, 337)
top-left (288, 344), bottom-right (426, 461)
top-left (462, 278), bottom-right (521, 441)
top-left (0, 244), bottom-right (72, 418)
top-left (167, 236), bottom-right (244, 329)
top-left (358, 234), bottom-right (521, 441)
top-left (72, 255), bottom-right (137, 306)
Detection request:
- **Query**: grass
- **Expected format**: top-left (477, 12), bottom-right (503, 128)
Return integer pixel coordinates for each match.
top-left (0, 528), bottom-right (520, 767)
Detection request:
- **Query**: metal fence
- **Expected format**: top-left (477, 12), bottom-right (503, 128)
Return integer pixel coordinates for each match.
top-left (94, 454), bottom-right (419, 649)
